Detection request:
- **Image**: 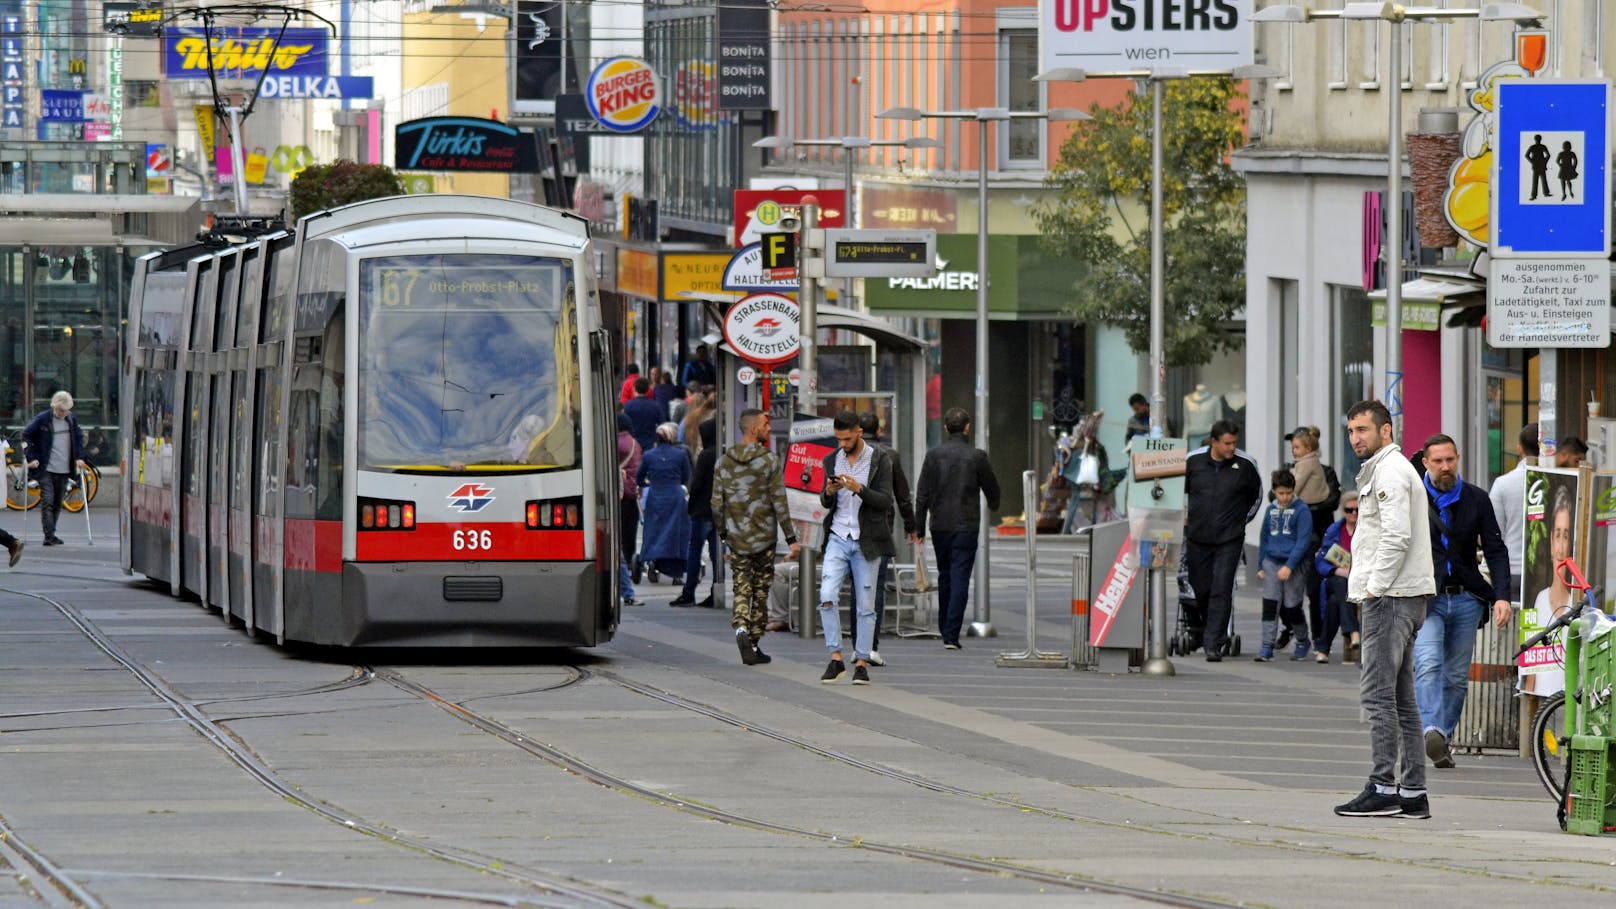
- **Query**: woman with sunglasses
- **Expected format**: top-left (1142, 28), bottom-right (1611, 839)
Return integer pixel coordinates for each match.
top-left (1315, 493), bottom-right (1361, 664)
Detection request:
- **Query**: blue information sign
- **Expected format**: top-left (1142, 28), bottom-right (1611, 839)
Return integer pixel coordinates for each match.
top-left (1491, 79), bottom-right (1612, 258)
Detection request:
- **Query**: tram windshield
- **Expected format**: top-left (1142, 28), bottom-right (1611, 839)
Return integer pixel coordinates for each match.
top-left (358, 253), bottom-right (580, 473)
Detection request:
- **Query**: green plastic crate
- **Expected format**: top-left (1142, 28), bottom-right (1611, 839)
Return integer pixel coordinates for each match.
top-left (1566, 735), bottom-right (1616, 836)
top-left (1578, 633), bottom-right (1616, 739)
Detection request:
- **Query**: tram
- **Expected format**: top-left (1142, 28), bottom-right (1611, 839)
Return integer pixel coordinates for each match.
top-left (120, 196), bottom-right (621, 647)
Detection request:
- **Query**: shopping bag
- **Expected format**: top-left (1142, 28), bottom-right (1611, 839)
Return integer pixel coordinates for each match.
top-left (914, 538), bottom-right (931, 592)
top-left (1075, 452), bottom-right (1100, 486)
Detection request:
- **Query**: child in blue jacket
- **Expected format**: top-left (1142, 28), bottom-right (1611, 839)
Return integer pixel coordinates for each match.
top-left (1256, 469), bottom-right (1313, 662)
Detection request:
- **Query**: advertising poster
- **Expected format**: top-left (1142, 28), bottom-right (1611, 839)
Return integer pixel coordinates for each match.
top-left (1520, 467), bottom-right (1580, 695)
top-left (1591, 474), bottom-right (1616, 615)
top-left (784, 415), bottom-right (834, 528)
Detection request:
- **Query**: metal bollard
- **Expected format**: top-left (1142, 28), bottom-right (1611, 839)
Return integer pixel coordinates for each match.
top-left (1141, 558), bottom-right (1175, 676)
top-left (1070, 531), bottom-right (1096, 670)
top-left (996, 471), bottom-right (1067, 668)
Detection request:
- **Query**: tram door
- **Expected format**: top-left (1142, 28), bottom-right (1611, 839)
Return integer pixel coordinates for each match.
top-left (177, 258), bottom-right (214, 598)
top-left (227, 242), bottom-right (269, 629)
top-left (253, 239), bottom-right (295, 640)
top-left (206, 250), bottom-right (241, 616)
top-left (589, 329), bottom-right (620, 636)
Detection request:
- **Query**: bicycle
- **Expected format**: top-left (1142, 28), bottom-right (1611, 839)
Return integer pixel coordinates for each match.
top-left (2, 437), bottom-right (99, 513)
top-left (1522, 556), bottom-right (1604, 807)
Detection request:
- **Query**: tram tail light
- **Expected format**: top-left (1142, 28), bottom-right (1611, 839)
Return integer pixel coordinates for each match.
top-left (359, 497), bottom-right (416, 530)
top-left (526, 497), bottom-right (583, 530)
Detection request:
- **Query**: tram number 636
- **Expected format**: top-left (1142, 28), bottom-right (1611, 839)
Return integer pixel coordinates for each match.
top-left (453, 529), bottom-right (494, 551)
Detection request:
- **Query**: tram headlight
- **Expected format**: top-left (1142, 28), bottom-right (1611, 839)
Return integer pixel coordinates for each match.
top-left (526, 497), bottom-right (584, 530)
top-left (359, 497), bottom-right (417, 530)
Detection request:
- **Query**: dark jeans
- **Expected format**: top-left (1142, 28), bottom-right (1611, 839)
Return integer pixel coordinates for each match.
top-left (0, 526), bottom-right (15, 549)
top-left (1318, 574), bottom-right (1360, 654)
top-left (680, 516), bottom-right (720, 599)
top-left (1186, 538), bottom-right (1242, 655)
top-left (39, 471), bottom-right (70, 538)
top-left (620, 496), bottom-right (640, 561)
top-left (1360, 595), bottom-right (1429, 793)
top-left (871, 554), bottom-right (890, 649)
top-left (932, 530), bottom-right (978, 645)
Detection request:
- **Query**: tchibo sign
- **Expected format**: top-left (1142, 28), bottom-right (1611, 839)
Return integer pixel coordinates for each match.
top-left (1039, 0), bottom-right (1253, 72)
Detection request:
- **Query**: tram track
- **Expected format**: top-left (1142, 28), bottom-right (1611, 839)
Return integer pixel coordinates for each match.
top-left (595, 668), bottom-right (1616, 895)
top-left (374, 666), bottom-right (1250, 909)
top-left (3, 587), bottom-right (643, 909)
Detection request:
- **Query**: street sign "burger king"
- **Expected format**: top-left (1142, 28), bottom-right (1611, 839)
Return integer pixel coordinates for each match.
top-left (586, 57), bottom-right (662, 133)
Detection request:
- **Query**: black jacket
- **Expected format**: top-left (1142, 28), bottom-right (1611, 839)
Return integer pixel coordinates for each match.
top-left (1427, 480), bottom-right (1510, 607)
top-left (819, 443), bottom-right (896, 559)
top-left (1184, 447), bottom-right (1262, 546)
top-left (871, 440), bottom-right (917, 537)
top-left (23, 408), bottom-right (85, 482)
top-left (687, 420), bottom-right (718, 521)
top-left (914, 434), bottom-right (1001, 537)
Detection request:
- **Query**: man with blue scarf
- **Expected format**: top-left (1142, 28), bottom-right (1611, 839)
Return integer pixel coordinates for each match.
top-left (1415, 434), bottom-right (1513, 770)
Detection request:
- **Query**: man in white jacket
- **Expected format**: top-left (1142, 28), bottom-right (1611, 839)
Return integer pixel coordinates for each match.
top-left (1335, 400), bottom-right (1436, 820)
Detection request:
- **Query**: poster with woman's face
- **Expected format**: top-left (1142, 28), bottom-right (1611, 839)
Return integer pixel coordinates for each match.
top-left (1520, 468), bottom-right (1580, 695)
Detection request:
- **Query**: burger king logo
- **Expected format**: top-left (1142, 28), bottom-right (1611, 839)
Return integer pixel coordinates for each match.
top-left (586, 57), bottom-right (661, 133)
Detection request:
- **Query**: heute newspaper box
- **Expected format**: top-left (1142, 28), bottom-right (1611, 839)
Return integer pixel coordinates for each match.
top-left (1088, 519), bottom-right (1146, 664)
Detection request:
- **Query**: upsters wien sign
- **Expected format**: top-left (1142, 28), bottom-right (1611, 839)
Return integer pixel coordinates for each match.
top-left (395, 117), bottom-right (539, 173)
top-left (1039, 0), bottom-right (1253, 72)
top-left (723, 292), bottom-right (800, 367)
top-left (586, 57), bottom-right (661, 133)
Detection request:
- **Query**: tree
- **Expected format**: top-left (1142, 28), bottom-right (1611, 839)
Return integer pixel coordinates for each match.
top-left (289, 160), bottom-right (405, 222)
top-left (1036, 79), bottom-right (1248, 367)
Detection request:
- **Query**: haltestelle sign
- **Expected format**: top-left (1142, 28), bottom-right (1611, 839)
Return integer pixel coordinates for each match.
top-left (723, 292), bottom-right (800, 367)
top-left (1040, 0), bottom-right (1253, 72)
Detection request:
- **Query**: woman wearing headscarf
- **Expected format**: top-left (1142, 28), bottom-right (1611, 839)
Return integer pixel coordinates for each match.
top-left (636, 422), bottom-right (692, 585)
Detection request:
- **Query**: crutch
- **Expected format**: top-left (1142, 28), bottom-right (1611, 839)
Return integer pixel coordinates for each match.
top-left (80, 464), bottom-right (93, 545)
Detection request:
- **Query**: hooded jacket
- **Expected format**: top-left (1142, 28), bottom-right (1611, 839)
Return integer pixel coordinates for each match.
top-left (712, 442), bottom-right (797, 555)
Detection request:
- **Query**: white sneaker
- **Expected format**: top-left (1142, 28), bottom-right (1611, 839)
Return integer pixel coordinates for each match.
top-left (868, 650), bottom-right (886, 667)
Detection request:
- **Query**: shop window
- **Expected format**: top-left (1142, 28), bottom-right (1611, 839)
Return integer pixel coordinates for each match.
top-left (999, 29), bottom-right (1043, 167)
top-left (1331, 284), bottom-right (1373, 476)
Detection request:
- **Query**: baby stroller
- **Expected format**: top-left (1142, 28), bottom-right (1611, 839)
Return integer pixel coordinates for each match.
top-left (1167, 546), bottom-right (1242, 657)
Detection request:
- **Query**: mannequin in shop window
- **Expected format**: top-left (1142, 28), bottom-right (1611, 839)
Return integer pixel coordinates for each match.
top-left (1223, 382), bottom-right (1246, 425)
top-left (1183, 384), bottom-right (1219, 445)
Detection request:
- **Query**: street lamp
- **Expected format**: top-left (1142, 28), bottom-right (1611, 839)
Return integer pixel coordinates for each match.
top-left (754, 134), bottom-right (944, 302)
top-left (1253, 3), bottom-right (1542, 441)
top-left (877, 103), bottom-right (1089, 638)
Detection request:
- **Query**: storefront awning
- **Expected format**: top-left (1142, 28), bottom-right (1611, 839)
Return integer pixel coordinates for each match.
top-left (1368, 276), bottom-right (1485, 330)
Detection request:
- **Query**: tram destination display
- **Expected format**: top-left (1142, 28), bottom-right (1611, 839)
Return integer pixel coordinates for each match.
top-left (821, 228), bottom-right (936, 278)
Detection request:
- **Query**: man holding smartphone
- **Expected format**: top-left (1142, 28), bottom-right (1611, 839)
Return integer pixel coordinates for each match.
top-left (816, 410), bottom-right (896, 685)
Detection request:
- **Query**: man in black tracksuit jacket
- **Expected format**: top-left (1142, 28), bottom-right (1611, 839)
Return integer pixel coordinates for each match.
top-left (1184, 420), bottom-right (1263, 660)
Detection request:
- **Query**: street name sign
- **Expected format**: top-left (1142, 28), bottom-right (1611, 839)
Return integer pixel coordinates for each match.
top-left (1491, 79), bottom-right (1611, 258)
top-left (1486, 258), bottom-right (1610, 348)
top-left (1039, 0), bottom-right (1254, 74)
top-left (821, 229), bottom-right (936, 278)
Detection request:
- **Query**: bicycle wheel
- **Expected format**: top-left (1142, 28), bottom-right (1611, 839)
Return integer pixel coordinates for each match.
top-left (62, 465), bottom-right (98, 513)
top-left (1531, 691), bottom-right (1568, 802)
top-left (5, 472), bottom-right (40, 511)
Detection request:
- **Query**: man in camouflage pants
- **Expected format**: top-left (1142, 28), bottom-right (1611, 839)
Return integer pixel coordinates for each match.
top-left (713, 409), bottom-right (801, 665)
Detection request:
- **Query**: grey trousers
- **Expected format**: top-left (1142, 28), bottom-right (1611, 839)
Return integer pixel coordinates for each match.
top-left (1358, 595), bottom-right (1429, 792)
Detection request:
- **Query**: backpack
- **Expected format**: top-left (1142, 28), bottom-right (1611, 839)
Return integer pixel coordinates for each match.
top-left (1320, 463), bottom-right (1342, 514)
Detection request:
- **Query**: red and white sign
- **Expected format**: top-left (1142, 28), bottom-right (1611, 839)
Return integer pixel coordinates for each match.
top-left (736, 365), bottom-right (757, 385)
top-left (1089, 532), bottom-right (1138, 646)
top-left (723, 292), bottom-right (800, 367)
top-left (1041, 0), bottom-right (1254, 74)
top-left (585, 57), bottom-right (661, 133)
top-left (733, 189), bottom-right (846, 247)
top-left (787, 368), bottom-right (801, 387)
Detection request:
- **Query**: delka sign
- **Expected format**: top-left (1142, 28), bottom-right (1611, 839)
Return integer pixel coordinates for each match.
top-left (1039, 0), bottom-right (1253, 73)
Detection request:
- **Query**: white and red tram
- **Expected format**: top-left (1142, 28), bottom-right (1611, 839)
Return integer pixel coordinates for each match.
top-left (120, 196), bottom-right (621, 646)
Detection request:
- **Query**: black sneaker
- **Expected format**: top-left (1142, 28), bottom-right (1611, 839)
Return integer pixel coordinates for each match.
top-left (1334, 785), bottom-right (1402, 817)
top-left (851, 664), bottom-right (870, 685)
top-left (669, 595), bottom-right (696, 608)
top-left (942, 641), bottom-right (962, 650)
top-left (696, 594), bottom-right (717, 609)
top-left (751, 644), bottom-right (772, 665)
top-left (1205, 652), bottom-right (1223, 663)
top-left (736, 629), bottom-right (759, 665)
top-left (819, 658), bottom-right (846, 683)
top-left (1397, 793), bottom-right (1431, 819)
top-left (1424, 729), bottom-right (1455, 768)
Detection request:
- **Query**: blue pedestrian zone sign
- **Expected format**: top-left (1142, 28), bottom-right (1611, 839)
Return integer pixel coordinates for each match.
top-left (1491, 79), bottom-right (1612, 258)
